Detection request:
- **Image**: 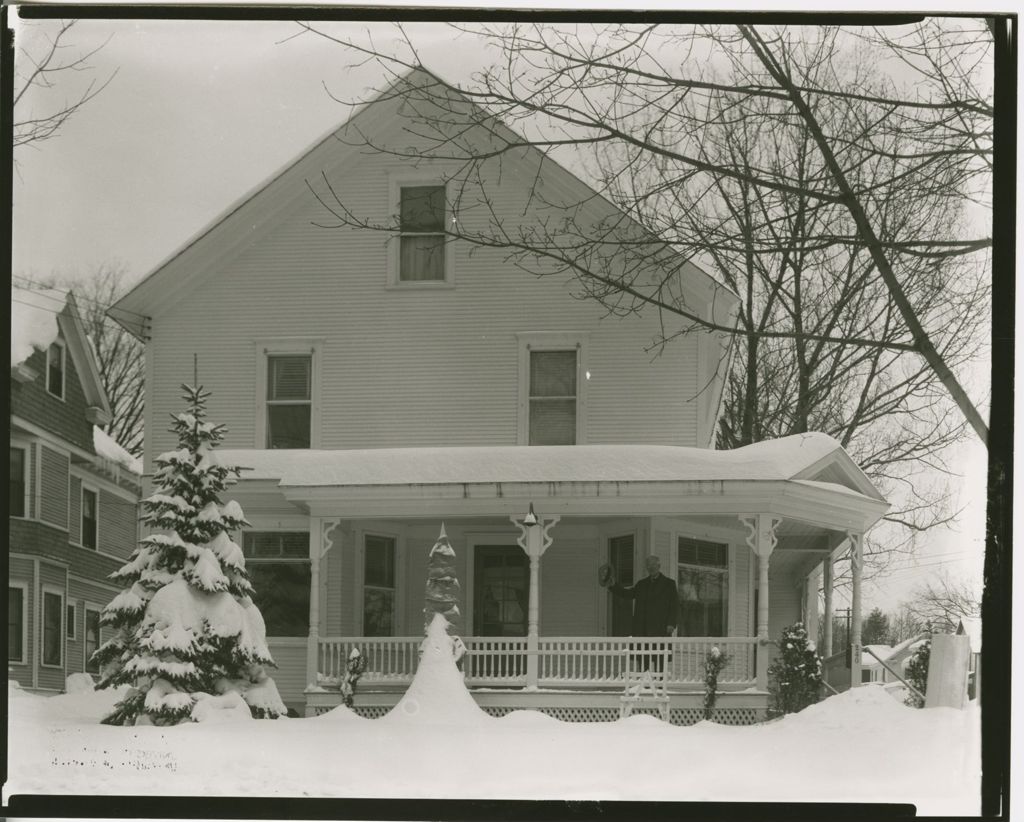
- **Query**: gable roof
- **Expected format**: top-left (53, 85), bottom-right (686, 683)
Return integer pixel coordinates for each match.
top-left (11, 287), bottom-right (112, 425)
top-left (109, 66), bottom-right (740, 340)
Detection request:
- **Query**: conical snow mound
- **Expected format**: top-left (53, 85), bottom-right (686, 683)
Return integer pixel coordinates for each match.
top-left (383, 614), bottom-right (490, 725)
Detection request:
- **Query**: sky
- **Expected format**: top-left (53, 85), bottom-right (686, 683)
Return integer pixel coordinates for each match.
top-left (9, 12), bottom-right (991, 615)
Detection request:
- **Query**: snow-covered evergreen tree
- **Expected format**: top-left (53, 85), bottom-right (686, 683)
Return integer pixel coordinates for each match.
top-left (423, 523), bottom-right (462, 634)
top-left (766, 622), bottom-right (823, 718)
top-left (93, 384), bottom-right (286, 725)
top-left (423, 523), bottom-right (465, 668)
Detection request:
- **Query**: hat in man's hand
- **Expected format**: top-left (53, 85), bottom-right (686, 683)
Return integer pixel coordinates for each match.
top-left (598, 563), bottom-right (616, 587)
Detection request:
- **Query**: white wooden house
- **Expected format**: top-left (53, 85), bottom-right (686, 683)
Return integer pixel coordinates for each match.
top-left (110, 69), bottom-right (887, 722)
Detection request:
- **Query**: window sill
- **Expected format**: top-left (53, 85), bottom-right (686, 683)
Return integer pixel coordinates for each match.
top-left (40, 662), bottom-right (64, 670)
top-left (385, 280), bottom-right (455, 291)
top-left (8, 659), bottom-right (28, 666)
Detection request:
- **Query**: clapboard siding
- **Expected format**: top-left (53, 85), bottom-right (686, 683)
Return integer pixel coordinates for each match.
top-left (69, 476), bottom-right (82, 544)
top-left (540, 534), bottom-right (603, 635)
top-left (39, 446), bottom-right (69, 529)
top-left (37, 562), bottom-right (68, 691)
top-left (10, 557), bottom-right (36, 683)
top-left (28, 444), bottom-right (36, 519)
top-left (68, 576), bottom-right (120, 675)
top-left (266, 640), bottom-right (307, 710)
top-left (98, 488), bottom-right (137, 560)
top-left (766, 564), bottom-right (804, 668)
top-left (146, 105), bottom-right (701, 460)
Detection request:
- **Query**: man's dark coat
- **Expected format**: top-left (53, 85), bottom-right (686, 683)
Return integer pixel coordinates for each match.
top-left (611, 573), bottom-right (680, 636)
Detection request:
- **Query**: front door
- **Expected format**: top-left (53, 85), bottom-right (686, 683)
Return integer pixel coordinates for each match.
top-left (473, 545), bottom-right (529, 636)
top-left (608, 534), bottom-right (635, 635)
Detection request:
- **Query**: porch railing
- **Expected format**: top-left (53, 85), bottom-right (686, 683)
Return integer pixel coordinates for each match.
top-left (316, 635), bottom-right (757, 689)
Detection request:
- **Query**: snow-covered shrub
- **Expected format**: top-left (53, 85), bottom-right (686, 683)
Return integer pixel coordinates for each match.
top-left (340, 648), bottom-right (367, 709)
top-left (423, 524), bottom-right (465, 669)
top-left (93, 384), bottom-right (286, 725)
top-left (767, 622), bottom-right (823, 718)
top-left (703, 646), bottom-right (729, 720)
top-left (904, 639), bottom-right (931, 708)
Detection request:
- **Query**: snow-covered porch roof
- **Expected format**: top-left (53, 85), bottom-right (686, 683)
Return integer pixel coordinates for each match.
top-left (216, 433), bottom-right (888, 534)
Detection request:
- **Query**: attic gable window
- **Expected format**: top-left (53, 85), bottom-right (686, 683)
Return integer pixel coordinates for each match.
top-left (516, 332), bottom-right (588, 446)
top-left (266, 355), bottom-right (311, 449)
top-left (529, 349), bottom-right (578, 445)
top-left (46, 341), bottom-right (66, 399)
top-left (398, 185), bottom-right (447, 283)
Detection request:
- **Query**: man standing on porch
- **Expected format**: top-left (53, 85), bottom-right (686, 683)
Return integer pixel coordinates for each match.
top-left (603, 555), bottom-right (680, 671)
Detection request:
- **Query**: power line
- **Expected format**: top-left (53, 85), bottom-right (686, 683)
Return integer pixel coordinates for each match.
top-left (13, 275), bottom-right (151, 321)
top-left (11, 296), bottom-right (143, 336)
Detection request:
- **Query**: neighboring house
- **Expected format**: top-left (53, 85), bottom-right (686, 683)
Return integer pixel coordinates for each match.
top-left (110, 69), bottom-right (888, 722)
top-left (10, 287), bottom-right (142, 692)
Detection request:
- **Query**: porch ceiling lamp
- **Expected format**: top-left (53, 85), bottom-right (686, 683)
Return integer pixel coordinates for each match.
top-left (523, 502), bottom-right (538, 527)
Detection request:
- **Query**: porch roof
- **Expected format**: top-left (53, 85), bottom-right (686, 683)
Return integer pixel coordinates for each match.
top-left (219, 432), bottom-right (872, 489)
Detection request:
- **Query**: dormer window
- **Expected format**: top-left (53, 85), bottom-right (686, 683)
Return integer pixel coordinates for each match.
top-left (398, 184), bottom-right (447, 283)
top-left (46, 341), bottom-right (65, 399)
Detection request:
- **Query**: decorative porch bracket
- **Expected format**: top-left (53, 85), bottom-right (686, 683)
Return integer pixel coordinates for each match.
top-left (307, 517), bottom-right (342, 690)
top-left (739, 514), bottom-right (782, 691)
top-left (848, 530), bottom-right (864, 688)
top-left (511, 512), bottom-right (560, 691)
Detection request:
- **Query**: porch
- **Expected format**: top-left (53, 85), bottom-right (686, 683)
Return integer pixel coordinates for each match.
top-left (306, 634), bottom-right (766, 724)
top-left (216, 436), bottom-right (890, 721)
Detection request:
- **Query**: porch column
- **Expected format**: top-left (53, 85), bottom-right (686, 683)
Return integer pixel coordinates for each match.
top-left (511, 508), bottom-right (560, 691)
top-left (822, 556), bottom-right (834, 657)
top-left (740, 514), bottom-right (781, 690)
top-left (306, 519), bottom-right (322, 690)
top-left (848, 530), bottom-right (864, 687)
top-left (306, 517), bottom-right (339, 690)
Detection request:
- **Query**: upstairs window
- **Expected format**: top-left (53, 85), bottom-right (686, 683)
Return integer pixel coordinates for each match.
top-left (266, 355), bottom-right (311, 449)
top-left (10, 447), bottom-right (26, 518)
top-left (243, 532), bottom-right (311, 637)
top-left (399, 185), bottom-right (446, 282)
top-left (529, 349), bottom-right (578, 445)
top-left (363, 534), bottom-right (397, 636)
top-left (81, 488), bottom-right (98, 549)
top-left (677, 538), bottom-right (729, 637)
top-left (46, 341), bottom-right (65, 399)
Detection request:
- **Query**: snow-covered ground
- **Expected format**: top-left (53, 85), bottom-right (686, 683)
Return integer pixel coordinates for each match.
top-left (6, 678), bottom-right (979, 813)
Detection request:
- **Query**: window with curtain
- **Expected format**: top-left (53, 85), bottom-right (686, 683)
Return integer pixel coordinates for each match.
top-left (47, 341), bottom-right (65, 398)
top-left (364, 534), bottom-right (396, 636)
top-left (677, 538), bottom-right (729, 637)
top-left (399, 185), bottom-right (446, 281)
top-left (42, 590), bottom-right (63, 666)
top-left (85, 607), bottom-right (101, 674)
top-left (243, 532), bottom-right (311, 636)
top-left (9, 587), bottom-right (24, 662)
top-left (10, 447), bottom-right (25, 518)
top-left (266, 355), bottom-right (312, 448)
top-left (528, 349), bottom-right (577, 445)
top-left (81, 488), bottom-right (98, 549)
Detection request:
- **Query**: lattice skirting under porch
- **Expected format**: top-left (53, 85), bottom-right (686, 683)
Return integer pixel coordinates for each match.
top-left (306, 691), bottom-right (768, 726)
